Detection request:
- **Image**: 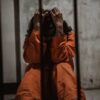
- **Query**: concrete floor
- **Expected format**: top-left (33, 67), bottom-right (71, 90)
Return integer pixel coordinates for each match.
top-left (4, 90), bottom-right (100, 100)
top-left (85, 89), bottom-right (100, 100)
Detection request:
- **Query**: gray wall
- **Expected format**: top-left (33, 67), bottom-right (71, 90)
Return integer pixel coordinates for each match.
top-left (1, 0), bottom-right (16, 83)
top-left (78, 0), bottom-right (100, 88)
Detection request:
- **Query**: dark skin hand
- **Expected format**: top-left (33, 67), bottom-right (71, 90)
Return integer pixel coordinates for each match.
top-left (33, 9), bottom-right (47, 43)
top-left (50, 7), bottom-right (64, 36)
top-left (34, 8), bottom-right (64, 35)
top-left (33, 9), bottom-right (48, 31)
top-left (33, 10), bottom-right (40, 31)
top-left (50, 8), bottom-right (66, 48)
top-left (33, 8), bottom-right (64, 35)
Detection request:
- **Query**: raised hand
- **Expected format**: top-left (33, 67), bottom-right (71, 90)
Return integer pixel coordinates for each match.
top-left (33, 10), bottom-right (40, 31)
top-left (50, 7), bottom-right (64, 36)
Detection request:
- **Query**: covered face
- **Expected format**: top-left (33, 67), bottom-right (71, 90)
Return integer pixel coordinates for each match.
top-left (42, 10), bottom-right (56, 38)
top-left (27, 8), bottom-right (72, 37)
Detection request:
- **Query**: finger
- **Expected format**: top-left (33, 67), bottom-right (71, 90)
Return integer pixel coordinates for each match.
top-left (51, 8), bottom-right (57, 16)
top-left (52, 8), bottom-right (56, 14)
top-left (55, 7), bottom-right (60, 13)
top-left (53, 7), bottom-right (60, 15)
top-left (35, 35), bottom-right (40, 44)
top-left (58, 41), bottom-right (66, 47)
top-left (42, 11), bottom-right (48, 17)
top-left (50, 10), bottom-right (56, 17)
top-left (60, 52), bottom-right (67, 59)
top-left (59, 13), bottom-right (63, 18)
top-left (34, 10), bottom-right (40, 17)
top-left (36, 22), bottom-right (40, 27)
top-left (45, 11), bottom-right (49, 15)
top-left (34, 33), bottom-right (40, 43)
top-left (41, 12), bottom-right (44, 17)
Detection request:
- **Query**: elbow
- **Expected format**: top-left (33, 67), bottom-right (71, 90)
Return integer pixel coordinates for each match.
top-left (23, 52), bottom-right (40, 64)
top-left (23, 53), bottom-right (33, 63)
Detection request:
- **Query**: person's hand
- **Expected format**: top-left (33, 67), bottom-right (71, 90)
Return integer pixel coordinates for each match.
top-left (33, 10), bottom-right (40, 31)
top-left (33, 9), bottom-right (48, 31)
top-left (51, 7), bottom-right (64, 36)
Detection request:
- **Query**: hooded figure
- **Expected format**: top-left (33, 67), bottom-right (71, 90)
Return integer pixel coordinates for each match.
top-left (15, 8), bottom-right (86, 100)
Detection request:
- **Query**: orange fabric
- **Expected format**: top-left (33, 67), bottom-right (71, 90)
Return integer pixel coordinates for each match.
top-left (15, 31), bottom-right (86, 100)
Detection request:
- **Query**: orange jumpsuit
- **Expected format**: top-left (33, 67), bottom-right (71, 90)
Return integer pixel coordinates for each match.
top-left (15, 31), bottom-right (86, 100)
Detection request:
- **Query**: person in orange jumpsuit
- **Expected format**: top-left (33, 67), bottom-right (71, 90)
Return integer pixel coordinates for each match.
top-left (15, 8), bottom-right (86, 100)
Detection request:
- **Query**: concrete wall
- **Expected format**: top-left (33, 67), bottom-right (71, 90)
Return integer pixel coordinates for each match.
top-left (1, 0), bottom-right (16, 83)
top-left (78, 0), bottom-right (100, 88)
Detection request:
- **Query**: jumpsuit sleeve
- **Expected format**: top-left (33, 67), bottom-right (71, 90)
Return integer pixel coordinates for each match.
top-left (51, 31), bottom-right (75, 63)
top-left (23, 31), bottom-right (41, 63)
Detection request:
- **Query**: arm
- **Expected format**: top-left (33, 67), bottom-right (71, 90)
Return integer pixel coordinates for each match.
top-left (23, 31), bottom-right (47, 63)
top-left (23, 31), bottom-right (40, 63)
top-left (51, 31), bottom-right (75, 63)
top-left (50, 8), bottom-right (75, 63)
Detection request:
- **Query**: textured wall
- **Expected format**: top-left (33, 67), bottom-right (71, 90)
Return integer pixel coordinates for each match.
top-left (78, 0), bottom-right (100, 88)
top-left (1, 0), bottom-right (16, 83)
